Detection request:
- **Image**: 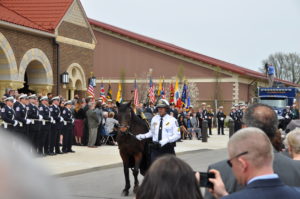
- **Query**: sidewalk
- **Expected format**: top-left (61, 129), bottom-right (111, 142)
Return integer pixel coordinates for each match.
top-left (37, 129), bottom-right (229, 177)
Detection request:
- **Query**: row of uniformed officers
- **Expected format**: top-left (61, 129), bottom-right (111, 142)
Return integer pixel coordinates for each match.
top-left (1, 94), bottom-right (74, 156)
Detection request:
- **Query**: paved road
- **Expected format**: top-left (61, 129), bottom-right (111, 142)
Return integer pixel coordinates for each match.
top-left (60, 148), bottom-right (227, 199)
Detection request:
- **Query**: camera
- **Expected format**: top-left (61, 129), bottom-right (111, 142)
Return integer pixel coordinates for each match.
top-left (199, 172), bottom-right (215, 188)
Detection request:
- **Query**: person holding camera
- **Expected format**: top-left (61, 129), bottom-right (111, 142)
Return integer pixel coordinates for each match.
top-left (136, 99), bottom-right (181, 163)
top-left (208, 127), bottom-right (300, 199)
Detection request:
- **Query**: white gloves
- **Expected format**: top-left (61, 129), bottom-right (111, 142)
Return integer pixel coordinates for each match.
top-left (13, 121), bottom-right (18, 127)
top-left (60, 116), bottom-right (64, 122)
top-left (64, 121), bottom-right (67, 126)
top-left (136, 134), bottom-right (145, 141)
top-left (50, 117), bottom-right (54, 123)
top-left (159, 138), bottom-right (169, 147)
top-left (72, 119), bottom-right (74, 124)
top-left (39, 115), bottom-right (43, 121)
top-left (26, 119), bottom-right (31, 125)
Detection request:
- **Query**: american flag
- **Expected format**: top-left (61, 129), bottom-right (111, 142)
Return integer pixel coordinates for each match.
top-left (161, 79), bottom-right (166, 99)
top-left (148, 77), bottom-right (155, 104)
top-left (134, 79), bottom-right (139, 106)
top-left (87, 83), bottom-right (95, 98)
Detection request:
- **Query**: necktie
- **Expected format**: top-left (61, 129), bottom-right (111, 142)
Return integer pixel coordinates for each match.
top-left (158, 117), bottom-right (163, 141)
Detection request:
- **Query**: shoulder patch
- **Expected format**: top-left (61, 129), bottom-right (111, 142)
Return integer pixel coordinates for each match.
top-left (1, 108), bottom-right (5, 112)
top-left (16, 107), bottom-right (20, 112)
top-left (63, 110), bottom-right (66, 114)
top-left (39, 107), bottom-right (43, 111)
top-left (49, 108), bottom-right (53, 111)
top-left (26, 107), bottom-right (29, 110)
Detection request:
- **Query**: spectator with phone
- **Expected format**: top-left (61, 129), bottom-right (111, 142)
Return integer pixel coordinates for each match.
top-left (209, 127), bottom-right (300, 199)
top-left (136, 155), bottom-right (203, 199)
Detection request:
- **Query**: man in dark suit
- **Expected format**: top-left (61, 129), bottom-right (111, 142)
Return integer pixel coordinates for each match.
top-left (204, 103), bottom-right (300, 199)
top-left (208, 127), bottom-right (300, 199)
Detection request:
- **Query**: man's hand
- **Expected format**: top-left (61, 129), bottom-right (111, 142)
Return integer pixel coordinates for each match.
top-left (159, 138), bottom-right (168, 147)
top-left (136, 134), bottom-right (144, 141)
top-left (208, 169), bottom-right (228, 199)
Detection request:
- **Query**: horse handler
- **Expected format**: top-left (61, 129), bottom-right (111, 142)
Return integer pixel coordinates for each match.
top-left (136, 99), bottom-right (181, 163)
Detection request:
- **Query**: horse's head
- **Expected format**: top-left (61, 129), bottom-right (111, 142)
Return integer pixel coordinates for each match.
top-left (116, 101), bottom-right (133, 133)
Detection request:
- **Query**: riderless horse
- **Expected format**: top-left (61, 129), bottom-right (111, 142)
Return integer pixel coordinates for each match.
top-left (116, 101), bottom-right (150, 196)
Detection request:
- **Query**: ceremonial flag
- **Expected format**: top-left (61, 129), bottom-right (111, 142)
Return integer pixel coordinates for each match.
top-left (169, 82), bottom-right (174, 103)
top-left (134, 79), bottom-right (139, 106)
top-left (186, 84), bottom-right (191, 107)
top-left (148, 77), bottom-right (155, 104)
top-left (107, 82), bottom-right (112, 100)
top-left (87, 83), bottom-right (95, 98)
top-left (161, 79), bottom-right (166, 99)
top-left (100, 82), bottom-right (106, 101)
top-left (174, 79), bottom-right (180, 106)
top-left (181, 83), bottom-right (187, 107)
top-left (157, 78), bottom-right (162, 97)
top-left (116, 83), bottom-right (122, 103)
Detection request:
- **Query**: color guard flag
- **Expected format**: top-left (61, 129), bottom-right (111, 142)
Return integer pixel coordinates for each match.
top-left (181, 83), bottom-right (187, 107)
top-left (174, 79), bottom-right (180, 107)
top-left (87, 83), bottom-right (95, 98)
top-left (116, 83), bottom-right (122, 103)
top-left (161, 79), bottom-right (166, 99)
top-left (148, 77), bottom-right (155, 104)
top-left (169, 82), bottom-right (174, 103)
top-left (100, 83), bottom-right (106, 101)
top-left (134, 79), bottom-right (139, 106)
top-left (107, 82), bottom-right (112, 100)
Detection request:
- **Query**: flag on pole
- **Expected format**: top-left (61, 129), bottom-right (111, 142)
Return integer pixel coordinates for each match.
top-left (116, 83), bottom-right (122, 103)
top-left (161, 79), bottom-right (166, 99)
top-left (100, 82), bottom-right (106, 101)
top-left (181, 83), bottom-right (187, 108)
top-left (148, 77), bottom-right (155, 104)
top-left (107, 82), bottom-right (112, 100)
top-left (134, 79), bottom-right (139, 106)
top-left (169, 82), bottom-right (174, 103)
top-left (157, 78), bottom-right (162, 97)
top-left (87, 83), bottom-right (95, 98)
top-left (186, 84), bottom-right (191, 107)
top-left (174, 79), bottom-right (180, 107)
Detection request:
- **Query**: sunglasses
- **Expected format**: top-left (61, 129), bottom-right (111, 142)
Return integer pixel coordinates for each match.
top-left (227, 151), bottom-right (248, 167)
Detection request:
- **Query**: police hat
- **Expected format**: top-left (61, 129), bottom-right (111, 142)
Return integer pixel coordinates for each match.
top-left (19, 94), bottom-right (28, 100)
top-left (28, 94), bottom-right (37, 99)
top-left (231, 106), bottom-right (235, 109)
top-left (207, 105), bottom-right (211, 108)
top-left (64, 100), bottom-right (72, 106)
top-left (219, 106), bottom-right (224, 109)
top-left (51, 96), bottom-right (60, 101)
top-left (40, 96), bottom-right (48, 101)
top-left (4, 96), bottom-right (14, 102)
top-left (201, 102), bottom-right (207, 106)
top-left (156, 99), bottom-right (169, 108)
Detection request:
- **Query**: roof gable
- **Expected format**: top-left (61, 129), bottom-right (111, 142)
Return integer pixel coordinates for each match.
top-left (0, 0), bottom-right (73, 32)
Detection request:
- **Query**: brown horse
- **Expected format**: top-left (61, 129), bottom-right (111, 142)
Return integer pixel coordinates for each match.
top-left (116, 101), bottom-right (150, 196)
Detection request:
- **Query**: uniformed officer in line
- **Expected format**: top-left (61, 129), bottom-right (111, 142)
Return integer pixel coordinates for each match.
top-left (14, 94), bottom-right (30, 140)
top-left (27, 94), bottom-right (43, 152)
top-left (39, 96), bottom-right (53, 156)
top-left (282, 105), bottom-right (293, 130)
top-left (233, 104), bottom-right (243, 132)
top-left (216, 106), bottom-right (226, 135)
top-left (206, 105), bottom-right (214, 135)
top-left (61, 100), bottom-right (75, 153)
top-left (136, 99), bottom-right (181, 163)
top-left (1, 96), bottom-right (18, 132)
top-left (229, 106), bottom-right (236, 120)
top-left (49, 96), bottom-right (64, 155)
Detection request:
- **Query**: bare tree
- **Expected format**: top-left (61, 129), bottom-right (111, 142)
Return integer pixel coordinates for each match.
top-left (261, 52), bottom-right (300, 84)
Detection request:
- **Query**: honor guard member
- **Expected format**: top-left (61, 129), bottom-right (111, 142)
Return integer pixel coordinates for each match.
top-left (1, 96), bottom-right (18, 132)
top-left (233, 104), bottom-right (241, 132)
top-left (39, 96), bottom-right (53, 156)
top-left (14, 94), bottom-right (30, 140)
top-left (216, 106), bottom-right (226, 135)
top-left (61, 100), bottom-right (75, 153)
top-left (282, 106), bottom-right (293, 130)
top-left (206, 105), bottom-right (214, 135)
top-left (136, 99), bottom-right (181, 163)
top-left (49, 96), bottom-right (64, 155)
top-left (27, 94), bottom-right (43, 152)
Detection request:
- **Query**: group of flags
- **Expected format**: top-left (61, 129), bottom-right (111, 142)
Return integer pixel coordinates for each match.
top-left (86, 77), bottom-right (191, 108)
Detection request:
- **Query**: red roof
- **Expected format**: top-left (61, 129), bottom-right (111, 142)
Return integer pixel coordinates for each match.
top-left (0, 0), bottom-right (73, 32)
top-left (89, 18), bottom-right (298, 87)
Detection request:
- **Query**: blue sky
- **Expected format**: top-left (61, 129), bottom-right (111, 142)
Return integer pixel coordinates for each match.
top-left (81, 0), bottom-right (300, 71)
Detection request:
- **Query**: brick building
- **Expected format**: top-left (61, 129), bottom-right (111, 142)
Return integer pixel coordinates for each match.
top-left (0, 0), bottom-right (95, 98)
top-left (0, 0), bottom-right (298, 111)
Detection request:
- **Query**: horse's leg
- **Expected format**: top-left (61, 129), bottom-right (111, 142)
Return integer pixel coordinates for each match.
top-left (132, 152), bottom-right (142, 193)
top-left (120, 152), bottom-right (131, 196)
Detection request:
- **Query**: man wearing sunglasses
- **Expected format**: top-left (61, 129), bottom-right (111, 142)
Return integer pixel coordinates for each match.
top-left (204, 103), bottom-right (300, 199)
top-left (208, 127), bottom-right (300, 199)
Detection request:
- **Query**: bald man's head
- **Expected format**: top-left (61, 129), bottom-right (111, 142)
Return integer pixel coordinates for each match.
top-left (242, 103), bottom-right (278, 139)
top-left (228, 127), bottom-right (274, 169)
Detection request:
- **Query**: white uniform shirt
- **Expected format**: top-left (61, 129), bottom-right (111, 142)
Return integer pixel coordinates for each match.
top-left (143, 114), bottom-right (181, 143)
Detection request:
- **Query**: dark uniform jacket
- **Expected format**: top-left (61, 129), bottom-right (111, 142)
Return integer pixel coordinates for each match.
top-left (49, 104), bottom-right (61, 123)
top-left (39, 104), bottom-right (51, 123)
top-left (61, 107), bottom-right (73, 125)
top-left (1, 105), bottom-right (16, 125)
top-left (14, 102), bottom-right (27, 125)
top-left (217, 111), bottom-right (226, 122)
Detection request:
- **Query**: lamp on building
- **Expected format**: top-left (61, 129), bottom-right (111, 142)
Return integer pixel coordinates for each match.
top-left (61, 71), bottom-right (69, 84)
top-left (89, 74), bottom-right (96, 87)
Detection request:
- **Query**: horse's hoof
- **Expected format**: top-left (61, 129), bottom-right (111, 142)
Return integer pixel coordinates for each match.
top-left (133, 185), bottom-right (139, 194)
top-left (122, 189), bottom-right (129, 196)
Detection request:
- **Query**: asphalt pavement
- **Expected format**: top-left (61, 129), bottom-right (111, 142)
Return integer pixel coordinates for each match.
top-left (59, 148), bottom-right (228, 199)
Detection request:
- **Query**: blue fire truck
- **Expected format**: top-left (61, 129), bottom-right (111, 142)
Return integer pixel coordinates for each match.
top-left (257, 87), bottom-right (298, 117)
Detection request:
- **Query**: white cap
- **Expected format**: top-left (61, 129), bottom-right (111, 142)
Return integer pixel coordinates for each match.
top-left (4, 96), bottom-right (14, 102)
top-left (28, 94), bottom-right (37, 99)
top-left (40, 96), bottom-right (48, 101)
top-left (51, 96), bottom-right (60, 101)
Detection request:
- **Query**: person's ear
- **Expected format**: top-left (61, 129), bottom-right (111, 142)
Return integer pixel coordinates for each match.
top-left (238, 157), bottom-right (248, 172)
